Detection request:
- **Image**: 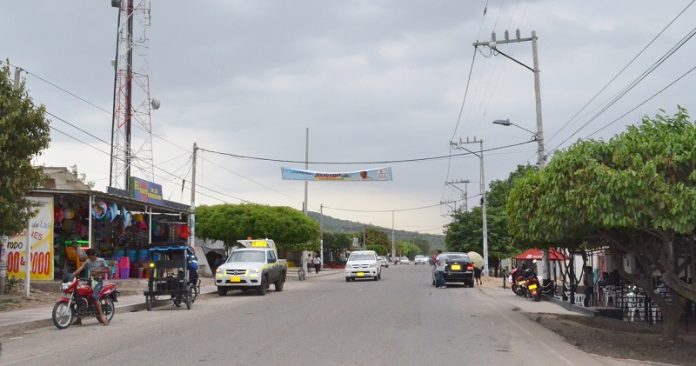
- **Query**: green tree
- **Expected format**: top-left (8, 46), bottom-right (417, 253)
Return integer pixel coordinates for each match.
top-left (396, 241), bottom-right (420, 258)
top-left (366, 244), bottom-right (387, 256)
top-left (412, 238), bottom-right (431, 255)
top-left (506, 108), bottom-right (696, 340)
top-left (365, 228), bottom-right (389, 253)
top-left (196, 204), bottom-right (320, 253)
top-left (0, 64), bottom-right (51, 237)
top-left (322, 231), bottom-right (352, 250)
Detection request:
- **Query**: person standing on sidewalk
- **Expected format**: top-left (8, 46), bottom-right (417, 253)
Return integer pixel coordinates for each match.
top-left (474, 266), bottom-right (482, 286)
top-left (583, 266), bottom-right (594, 307)
top-left (435, 250), bottom-right (447, 289)
top-left (313, 254), bottom-right (322, 273)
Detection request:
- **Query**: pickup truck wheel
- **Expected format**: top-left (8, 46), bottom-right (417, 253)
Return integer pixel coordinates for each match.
top-left (258, 276), bottom-right (268, 296)
top-left (217, 286), bottom-right (228, 296)
top-left (274, 277), bottom-right (284, 292)
top-left (345, 277), bottom-right (350, 282)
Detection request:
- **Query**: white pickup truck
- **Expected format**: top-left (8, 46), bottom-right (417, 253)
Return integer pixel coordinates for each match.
top-left (215, 239), bottom-right (287, 296)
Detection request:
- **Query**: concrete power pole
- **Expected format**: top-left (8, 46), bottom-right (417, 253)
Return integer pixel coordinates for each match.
top-left (450, 138), bottom-right (488, 276)
top-left (474, 29), bottom-right (549, 281)
top-left (303, 128), bottom-right (309, 216)
top-left (391, 211), bottom-right (395, 260)
top-left (320, 204), bottom-right (324, 268)
top-left (189, 142), bottom-right (197, 247)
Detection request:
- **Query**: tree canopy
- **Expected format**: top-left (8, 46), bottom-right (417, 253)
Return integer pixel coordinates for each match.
top-left (196, 203), bottom-right (320, 252)
top-left (506, 108), bottom-right (696, 339)
top-left (0, 64), bottom-right (51, 236)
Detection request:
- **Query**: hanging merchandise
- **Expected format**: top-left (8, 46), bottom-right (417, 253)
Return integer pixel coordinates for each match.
top-left (134, 213), bottom-right (144, 223)
top-left (108, 202), bottom-right (119, 222)
top-left (93, 201), bottom-right (107, 220)
top-left (123, 211), bottom-right (133, 228)
top-left (178, 224), bottom-right (190, 239)
top-left (63, 207), bottom-right (76, 220)
top-left (54, 207), bottom-right (65, 223)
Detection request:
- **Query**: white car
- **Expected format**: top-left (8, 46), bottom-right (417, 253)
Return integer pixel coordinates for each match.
top-left (345, 250), bottom-right (381, 281)
top-left (414, 255), bottom-right (428, 265)
top-left (399, 256), bottom-right (410, 265)
top-left (378, 256), bottom-right (389, 268)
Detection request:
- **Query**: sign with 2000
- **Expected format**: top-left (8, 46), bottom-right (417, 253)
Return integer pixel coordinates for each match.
top-left (7, 196), bottom-right (54, 280)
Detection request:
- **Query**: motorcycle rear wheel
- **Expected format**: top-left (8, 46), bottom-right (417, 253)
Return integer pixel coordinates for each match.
top-left (52, 302), bottom-right (74, 330)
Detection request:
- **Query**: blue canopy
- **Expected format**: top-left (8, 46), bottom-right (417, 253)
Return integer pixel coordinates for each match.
top-left (148, 245), bottom-right (194, 255)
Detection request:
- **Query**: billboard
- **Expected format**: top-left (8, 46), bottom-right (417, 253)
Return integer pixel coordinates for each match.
top-left (129, 176), bottom-right (163, 205)
top-left (281, 167), bottom-right (393, 182)
top-left (6, 196), bottom-right (54, 280)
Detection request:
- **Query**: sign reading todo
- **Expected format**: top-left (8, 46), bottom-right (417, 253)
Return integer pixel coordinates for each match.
top-left (7, 196), bottom-right (54, 281)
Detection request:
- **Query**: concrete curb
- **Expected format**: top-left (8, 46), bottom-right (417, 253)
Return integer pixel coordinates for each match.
top-left (543, 294), bottom-right (597, 316)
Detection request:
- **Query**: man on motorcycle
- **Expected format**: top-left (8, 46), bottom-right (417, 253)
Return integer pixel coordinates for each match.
top-left (72, 248), bottom-right (110, 326)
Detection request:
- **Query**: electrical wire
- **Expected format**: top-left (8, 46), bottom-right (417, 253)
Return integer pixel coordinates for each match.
top-left (551, 23), bottom-right (696, 151)
top-left (587, 62), bottom-right (696, 138)
top-left (323, 200), bottom-right (460, 213)
top-left (197, 140), bottom-right (534, 165)
top-left (547, 0), bottom-right (695, 145)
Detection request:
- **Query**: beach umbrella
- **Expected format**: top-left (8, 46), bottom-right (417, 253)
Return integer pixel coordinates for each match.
top-left (468, 251), bottom-right (485, 268)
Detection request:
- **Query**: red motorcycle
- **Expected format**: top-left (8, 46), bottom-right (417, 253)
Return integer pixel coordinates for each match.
top-left (511, 268), bottom-right (526, 296)
top-left (52, 274), bottom-right (119, 329)
top-left (524, 271), bottom-right (542, 301)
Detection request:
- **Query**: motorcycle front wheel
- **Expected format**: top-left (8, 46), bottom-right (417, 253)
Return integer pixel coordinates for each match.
top-left (99, 297), bottom-right (115, 322)
top-left (52, 302), bottom-right (74, 330)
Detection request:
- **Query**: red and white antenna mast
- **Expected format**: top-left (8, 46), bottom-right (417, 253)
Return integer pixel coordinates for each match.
top-left (109, 0), bottom-right (157, 191)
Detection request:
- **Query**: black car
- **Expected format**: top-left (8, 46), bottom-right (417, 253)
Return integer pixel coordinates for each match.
top-left (432, 252), bottom-right (475, 287)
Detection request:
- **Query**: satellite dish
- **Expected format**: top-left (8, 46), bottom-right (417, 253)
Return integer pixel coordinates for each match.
top-left (150, 98), bottom-right (160, 110)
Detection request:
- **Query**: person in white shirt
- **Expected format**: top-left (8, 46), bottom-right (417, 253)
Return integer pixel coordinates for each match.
top-left (435, 250), bottom-right (447, 289)
top-left (313, 254), bottom-right (322, 273)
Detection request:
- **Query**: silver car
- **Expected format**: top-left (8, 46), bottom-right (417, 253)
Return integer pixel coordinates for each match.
top-left (378, 256), bottom-right (389, 268)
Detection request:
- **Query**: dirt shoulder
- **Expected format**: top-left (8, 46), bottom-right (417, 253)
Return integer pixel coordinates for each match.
top-left (530, 313), bottom-right (696, 366)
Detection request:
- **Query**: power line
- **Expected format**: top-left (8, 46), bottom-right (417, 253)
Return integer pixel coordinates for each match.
top-left (587, 62), bottom-right (696, 137)
top-left (323, 200), bottom-right (458, 214)
top-left (198, 140), bottom-right (534, 166)
top-left (547, 0), bottom-right (695, 145)
top-left (551, 23), bottom-right (696, 151)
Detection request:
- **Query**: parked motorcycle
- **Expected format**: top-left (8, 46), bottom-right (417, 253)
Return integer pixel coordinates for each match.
top-left (51, 274), bottom-right (119, 329)
top-left (510, 268), bottom-right (526, 296)
top-left (523, 269), bottom-right (542, 301)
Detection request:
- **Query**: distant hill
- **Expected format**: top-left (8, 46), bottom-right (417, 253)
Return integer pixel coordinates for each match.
top-left (307, 211), bottom-right (445, 250)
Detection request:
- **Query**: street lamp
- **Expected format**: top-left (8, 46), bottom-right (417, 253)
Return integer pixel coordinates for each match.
top-left (492, 119), bottom-right (545, 167)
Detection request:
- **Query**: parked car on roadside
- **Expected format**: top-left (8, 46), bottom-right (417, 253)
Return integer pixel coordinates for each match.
top-left (414, 255), bottom-right (428, 265)
top-left (432, 252), bottom-right (474, 287)
top-left (378, 256), bottom-right (389, 268)
top-left (399, 256), bottom-right (410, 265)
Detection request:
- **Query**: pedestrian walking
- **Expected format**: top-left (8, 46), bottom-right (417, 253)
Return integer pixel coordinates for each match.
top-left (435, 250), bottom-right (447, 289)
top-left (501, 268), bottom-right (507, 289)
top-left (313, 254), bottom-right (322, 273)
top-left (474, 266), bottom-right (482, 286)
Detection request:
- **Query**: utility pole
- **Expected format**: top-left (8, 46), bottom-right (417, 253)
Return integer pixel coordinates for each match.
top-left (303, 128), bottom-right (309, 215)
top-left (13, 66), bottom-right (22, 89)
top-left (446, 179), bottom-right (470, 212)
top-left (189, 142), bottom-right (197, 247)
top-left (450, 137), bottom-right (488, 276)
top-left (475, 29), bottom-right (549, 281)
top-left (320, 204), bottom-right (324, 268)
top-left (391, 211), bottom-right (395, 260)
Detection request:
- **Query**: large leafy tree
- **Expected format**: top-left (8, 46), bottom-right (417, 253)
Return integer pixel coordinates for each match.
top-left (196, 204), bottom-right (320, 252)
top-left (364, 228), bottom-right (390, 253)
top-left (0, 64), bottom-right (51, 237)
top-left (445, 165), bottom-right (532, 270)
top-left (396, 240), bottom-right (420, 258)
top-left (507, 108), bottom-right (696, 339)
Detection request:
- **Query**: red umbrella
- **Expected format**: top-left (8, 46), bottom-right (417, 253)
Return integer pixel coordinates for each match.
top-left (515, 248), bottom-right (566, 261)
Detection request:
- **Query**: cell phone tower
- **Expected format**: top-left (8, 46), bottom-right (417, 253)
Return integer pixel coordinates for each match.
top-left (109, 0), bottom-right (158, 192)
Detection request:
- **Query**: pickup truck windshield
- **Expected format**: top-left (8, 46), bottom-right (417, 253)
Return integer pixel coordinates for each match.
top-left (228, 251), bottom-right (265, 263)
top-left (348, 254), bottom-right (375, 261)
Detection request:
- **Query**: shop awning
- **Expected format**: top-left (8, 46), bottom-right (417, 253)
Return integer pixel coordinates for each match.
top-left (514, 248), bottom-right (566, 261)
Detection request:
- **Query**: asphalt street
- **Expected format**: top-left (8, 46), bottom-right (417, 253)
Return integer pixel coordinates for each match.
top-left (0, 265), bottom-right (644, 366)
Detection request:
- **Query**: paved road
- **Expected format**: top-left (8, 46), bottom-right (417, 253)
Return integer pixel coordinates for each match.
top-left (0, 265), bottom-right (643, 366)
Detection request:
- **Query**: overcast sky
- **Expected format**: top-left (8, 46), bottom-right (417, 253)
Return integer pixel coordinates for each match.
top-left (2, 1), bottom-right (695, 234)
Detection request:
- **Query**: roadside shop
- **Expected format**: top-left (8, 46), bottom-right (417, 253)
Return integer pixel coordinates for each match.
top-left (5, 167), bottom-right (191, 282)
